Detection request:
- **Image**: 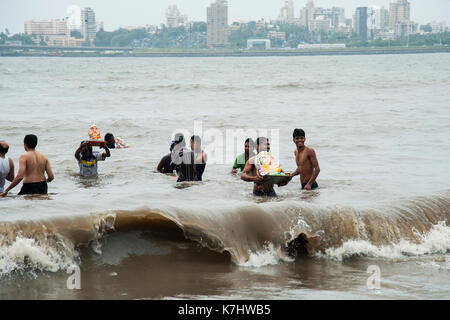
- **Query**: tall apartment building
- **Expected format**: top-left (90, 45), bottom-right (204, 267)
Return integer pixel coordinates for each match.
top-left (389, 0), bottom-right (410, 28)
top-left (24, 19), bottom-right (69, 36)
top-left (207, 0), bottom-right (228, 47)
top-left (300, 0), bottom-right (315, 30)
top-left (354, 7), bottom-right (368, 41)
top-left (81, 7), bottom-right (96, 41)
top-left (278, 0), bottom-right (295, 23)
top-left (166, 5), bottom-right (188, 28)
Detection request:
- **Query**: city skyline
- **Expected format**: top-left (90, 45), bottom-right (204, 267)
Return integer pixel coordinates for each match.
top-left (1, 0), bottom-right (450, 34)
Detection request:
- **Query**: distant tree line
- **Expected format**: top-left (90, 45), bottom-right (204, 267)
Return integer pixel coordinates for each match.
top-left (1, 24), bottom-right (449, 49)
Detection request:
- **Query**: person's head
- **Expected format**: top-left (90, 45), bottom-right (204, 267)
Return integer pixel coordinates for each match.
top-left (104, 133), bottom-right (115, 144)
top-left (0, 141), bottom-right (9, 156)
top-left (190, 135), bottom-right (201, 151)
top-left (245, 138), bottom-right (255, 155)
top-left (172, 133), bottom-right (185, 149)
top-left (293, 128), bottom-right (306, 148)
top-left (80, 141), bottom-right (92, 156)
top-left (256, 137), bottom-right (270, 153)
top-left (24, 134), bottom-right (38, 151)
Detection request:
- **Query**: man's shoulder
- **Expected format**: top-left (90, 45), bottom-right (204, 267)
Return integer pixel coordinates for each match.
top-left (306, 146), bottom-right (316, 153)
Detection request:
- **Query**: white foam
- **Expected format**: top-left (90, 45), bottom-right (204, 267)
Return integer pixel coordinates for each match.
top-left (319, 221), bottom-right (450, 261)
top-left (238, 243), bottom-right (294, 268)
top-left (0, 235), bottom-right (78, 276)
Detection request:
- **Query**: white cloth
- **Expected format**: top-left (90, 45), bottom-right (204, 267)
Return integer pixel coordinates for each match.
top-left (0, 156), bottom-right (10, 192)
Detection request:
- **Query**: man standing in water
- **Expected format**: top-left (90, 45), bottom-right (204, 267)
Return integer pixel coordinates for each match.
top-left (190, 135), bottom-right (207, 181)
top-left (171, 133), bottom-right (197, 182)
top-left (75, 141), bottom-right (110, 177)
top-left (0, 135), bottom-right (54, 197)
top-left (231, 138), bottom-right (255, 174)
top-left (241, 137), bottom-right (288, 196)
top-left (0, 141), bottom-right (15, 194)
top-left (288, 128), bottom-right (320, 190)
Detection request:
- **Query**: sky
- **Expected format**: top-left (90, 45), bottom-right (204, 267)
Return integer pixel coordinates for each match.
top-left (1, 0), bottom-right (450, 34)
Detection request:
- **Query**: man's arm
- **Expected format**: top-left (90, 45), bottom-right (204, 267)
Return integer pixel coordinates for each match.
top-left (0, 155), bottom-right (26, 197)
top-left (231, 156), bottom-right (239, 174)
top-left (157, 157), bottom-right (164, 173)
top-left (6, 158), bottom-right (14, 182)
top-left (45, 157), bottom-right (54, 183)
top-left (240, 157), bottom-right (262, 183)
top-left (101, 145), bottom-right (111, 159)
top-left (304, 149), bottom-right (320, 190)
top-left (75, 143), bottom-right (87, 161)
top-left (287, 149), bottom-right (301, 177)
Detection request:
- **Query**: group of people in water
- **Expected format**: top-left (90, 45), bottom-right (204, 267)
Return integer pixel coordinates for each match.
top-left (0, 128), bottom-right (320, 198)
top-left (158, 128), bottom-right (320, 197)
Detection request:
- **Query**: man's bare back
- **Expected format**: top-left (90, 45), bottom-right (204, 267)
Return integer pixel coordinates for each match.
top-left (0, 135), bottom-right (54, 197)
top-left (21, 150), bottom-right (53, 184)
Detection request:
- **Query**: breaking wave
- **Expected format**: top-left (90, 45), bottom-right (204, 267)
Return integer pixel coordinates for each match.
top-left (0, 191), bottom-right (449, 275)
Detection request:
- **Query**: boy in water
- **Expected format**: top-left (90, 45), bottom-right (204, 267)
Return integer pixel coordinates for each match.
top-left (288, 128), bottom-right (320, 190)
top-left (75, 141), bottom-right (110, 177)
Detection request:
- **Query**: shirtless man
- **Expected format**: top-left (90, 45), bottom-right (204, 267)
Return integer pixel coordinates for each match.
top-left (241, 137), bottom-right (288, 196)
top-left (0, 134), bottom-right (54, 197)
top-left (288, 128), bottom-right (320, 190)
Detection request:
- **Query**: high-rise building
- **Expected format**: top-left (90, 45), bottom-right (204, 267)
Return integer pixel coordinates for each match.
top-left (24, 19), bottom-right (69, 36)
top-left (354, 7), bottom-right (368, 41)
top-left (166, 5), bottom-right (188, 28)
top-left (81, 7), bottom-right (96, 41)
top-left (389, 0), bottom-right (410, 28)
top-left (300, 0), bottom-right (315, 30)
top-left (380, 7), bottom-right (390, 29)
top-left (67, 5), bottom-right (81, 31)
top-left (331, 7), bottom-right (346, 28)
top-left (207, 0), bottom-right (228, 47)
top-left (278, 0), bottom-right (295, 23)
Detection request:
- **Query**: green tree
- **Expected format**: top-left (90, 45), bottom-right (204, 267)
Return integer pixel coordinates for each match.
top-left (71, 30), bottom-right (83, 39)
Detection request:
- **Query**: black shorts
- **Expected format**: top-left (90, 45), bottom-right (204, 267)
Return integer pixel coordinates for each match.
top-left (18, 181), bottom-right (48, 195)
top-left (253, 189), bottom-right (277, 197)
top-left (301, 181), bottom-right (319, 190)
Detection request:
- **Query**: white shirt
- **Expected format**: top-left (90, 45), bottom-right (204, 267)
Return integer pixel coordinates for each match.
top-left (0, 156), bottom-right (10, 192)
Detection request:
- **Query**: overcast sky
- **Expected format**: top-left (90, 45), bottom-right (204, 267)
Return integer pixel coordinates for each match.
top-left (1, 0), bottom-right (449, 34)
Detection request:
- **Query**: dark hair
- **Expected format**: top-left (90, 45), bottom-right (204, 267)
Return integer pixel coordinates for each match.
top-left (173, 133), bottom-right (185, 147)
top-left (80, 141), bottom-right (92, 154)
top-left (24, 134), bottom-right (38, 149)
top-left (293, 128), bottom-right (305, 139)
top-left (104, 133), bottom-right (114, 142)
top-left (190, 135), bottom-right (201, 144)
top-left (0, 142), bottom-right (8, 155)
top-left (245, 138), bottom-right (255, 148)
top-left (256, 137), bottom-right (268, 146)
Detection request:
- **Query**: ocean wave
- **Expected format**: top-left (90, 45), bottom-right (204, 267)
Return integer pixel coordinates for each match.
top-left (0, 192), bottom-right (449, 275)
top-left (317, 221), bottom-right (450, 261)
